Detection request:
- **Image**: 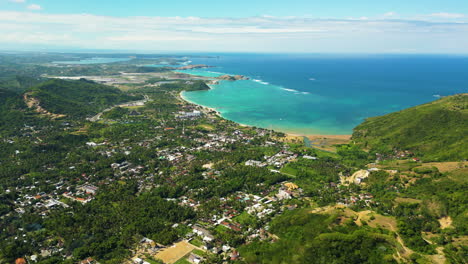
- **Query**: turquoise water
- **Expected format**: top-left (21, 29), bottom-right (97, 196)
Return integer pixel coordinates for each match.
top-left (53, 57), bottom-right (131, 64)
top-left (181, 54), bottom-right (468, 135)
top-left (146, 63), bottom-right (181, 67)
top-left (181, 80), bottom-right (337, 134)
top-left (146, 64), bottom-right (172, 67)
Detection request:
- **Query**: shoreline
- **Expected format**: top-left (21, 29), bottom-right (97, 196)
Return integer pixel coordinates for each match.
top-left (288, 133), bottom-right (352, 140)
top-left (179, 90), bottom-right (351, 140)
top-left (179, 91), bottom-right (222, 118)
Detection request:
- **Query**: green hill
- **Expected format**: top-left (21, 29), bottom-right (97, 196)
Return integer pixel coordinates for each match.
top-left (352, 94), bottom-right (468, 161)
top-left (240, 209), bottom-right (397, 264)
top-left (0, 75), bottom-right (45, 93)
top-left (0, 88), bottom-right (26, 121)
top-left (0, 88), bottom-right (35, 135)
top-left (26, 79), bottom-right (140, 118)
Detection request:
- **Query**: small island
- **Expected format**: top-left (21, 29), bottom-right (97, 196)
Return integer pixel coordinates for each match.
top-left (217, 74), bottom-right (250, 81)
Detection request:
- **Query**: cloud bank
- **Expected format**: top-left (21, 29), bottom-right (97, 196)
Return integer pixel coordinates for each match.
top-left (26, 4), bottom-right (42, 11)
top-left (0, 11), bottom-right (467, 53)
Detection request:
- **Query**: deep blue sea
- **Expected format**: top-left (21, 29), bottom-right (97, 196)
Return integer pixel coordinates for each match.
top-left (179, 54), bottom-right (468, 135)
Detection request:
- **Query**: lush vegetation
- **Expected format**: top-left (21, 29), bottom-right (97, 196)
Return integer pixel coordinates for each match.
top-left (239, 209), bottom-right (397, 264)
top-left (352, 94), bottom-right (468, 161)
top-left (28, 79), bottom-right (141, 117)
top-left (1, 52), bottom-right (466, 264)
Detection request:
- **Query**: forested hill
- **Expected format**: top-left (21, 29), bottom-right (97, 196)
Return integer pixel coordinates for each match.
top-left (0, 88), bottom-right (28, 129)
top-left (25, 79), bottom-right (141, 118)
top-left (0, 75), bottom-right (45, 93)
top-left (352, 94), bottom-right (468, 161)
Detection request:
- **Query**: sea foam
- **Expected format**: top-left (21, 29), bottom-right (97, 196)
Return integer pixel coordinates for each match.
top-left (253, 79), bottom-right (269, 85)
top-left (281, 88), bottom-right (299, 93)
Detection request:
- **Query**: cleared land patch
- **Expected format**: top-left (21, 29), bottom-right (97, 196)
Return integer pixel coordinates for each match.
top-left (154, 240), bottom-right (197, 264)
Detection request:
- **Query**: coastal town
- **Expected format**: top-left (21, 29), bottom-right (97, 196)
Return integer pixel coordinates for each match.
top-left (0, 53), bottom-right (466, 264)
top-left (2, 74), bottom-right (368, 263)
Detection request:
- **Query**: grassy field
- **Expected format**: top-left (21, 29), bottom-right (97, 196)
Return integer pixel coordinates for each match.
top-left (233, 211), bottom-right (256, 225)
top-left (189, 237), bottom-right (203, 247)
top-left (214, 224), bottom-right (230, 234)
top-left (173, 258), bottom-right (191, 264)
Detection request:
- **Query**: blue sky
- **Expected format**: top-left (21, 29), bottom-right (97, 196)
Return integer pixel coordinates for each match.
top-left (3, 0), bottom-right (468, 18)
top-left (1, 0), bottom-right (468, 53)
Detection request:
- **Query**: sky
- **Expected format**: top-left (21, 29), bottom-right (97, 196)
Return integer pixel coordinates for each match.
top-left (1, 0), bottom-right (468, 53)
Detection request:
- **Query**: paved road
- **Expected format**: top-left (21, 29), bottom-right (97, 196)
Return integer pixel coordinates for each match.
top-left (88, 95), bottom-right (149, 122)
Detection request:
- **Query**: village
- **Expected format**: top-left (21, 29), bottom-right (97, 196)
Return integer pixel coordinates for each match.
top-left (0, 67), bottom-right (405, 264)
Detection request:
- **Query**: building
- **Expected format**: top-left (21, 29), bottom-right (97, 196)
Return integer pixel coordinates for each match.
top-left (284, 182), bottom-right (299, 191)
top-left (79, 184), bottom-right (98, 195)
top-left (276, 189), bottom-right (292, 200)
top-left (245, 160), bottom-right (265, 167)
top-left (79, 257), bottom-right (99, 264)
top-left (15, 258), bottom-right (26, 264)
top-left (188, 253), bottom-right (202, 264)
top-left (231, 250), bottom-right (240, 261)
top-left (193, 225), bottom-right (214, 242)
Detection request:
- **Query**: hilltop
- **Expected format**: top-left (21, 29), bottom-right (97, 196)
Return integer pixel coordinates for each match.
top-left (24, 79), bottom-right (141, 118)
top-left (352, 94), bottom-right (468, 161)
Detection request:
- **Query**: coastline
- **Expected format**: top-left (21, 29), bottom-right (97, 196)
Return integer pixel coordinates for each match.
top-left (179, 90), bottom-right (252, 127)
top-left (177, 66), bottom-right (354, 139)
top-left (179, 90), bottom-right (351, 140)
top-left (179, 90), bottom-right (221, 118)
top-left (289, 134), bottom-right (352, 140)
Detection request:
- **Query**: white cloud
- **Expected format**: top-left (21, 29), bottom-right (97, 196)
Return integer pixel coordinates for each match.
top-left (27, 4), bottom-right (42, 10)
top-left (10, 0), bottom-right (26, 3)
top-left (188, 27), bottom-right (326, 34)
top-left (383, 12), bottom-right (397, 17)
top-left (0, 11), bottom-right (467, 53)
top-left (429, 12), bottom-right (465, 19)
top-left (106, 34), bottom-right (211, 42)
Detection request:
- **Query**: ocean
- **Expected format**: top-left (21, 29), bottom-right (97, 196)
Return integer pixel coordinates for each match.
top-left (179, 53), bottom-right (468, 135)
top-left (53, 57), bottom-right (131, 64)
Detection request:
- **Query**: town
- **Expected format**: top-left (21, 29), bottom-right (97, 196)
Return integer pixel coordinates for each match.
top-left (0, 53), bottom-right (466, 264)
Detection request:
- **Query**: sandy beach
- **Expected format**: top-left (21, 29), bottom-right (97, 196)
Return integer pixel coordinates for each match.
top-left (179, 91), bottom-right (222, 118)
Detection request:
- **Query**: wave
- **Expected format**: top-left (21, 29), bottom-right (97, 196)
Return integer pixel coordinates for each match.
top-left (253, 79), bottom-right (270, 85)
top-left (281, 88), bottom-right (299, 93)
top-left (433, 94), bottom-right (444, 98)
top-left (280, 88), bottom-right (310, 95)
top-left (309, 78), bottom-right (316, 81)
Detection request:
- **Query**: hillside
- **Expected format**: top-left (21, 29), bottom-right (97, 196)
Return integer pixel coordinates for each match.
top-left (0, 75), bottom-right (45, 93)
top-left (240, 208), bottom-right (398, 264)
top-left (352, 94), bottom-right (468, 161)
top-left (25, 79), bottom-right (140, 118)
top-left (0, 89), bottom-right (28, 131)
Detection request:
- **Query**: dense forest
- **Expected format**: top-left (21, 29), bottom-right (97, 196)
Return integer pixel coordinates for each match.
top-left (27, 79), bottom-right (141, 117)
